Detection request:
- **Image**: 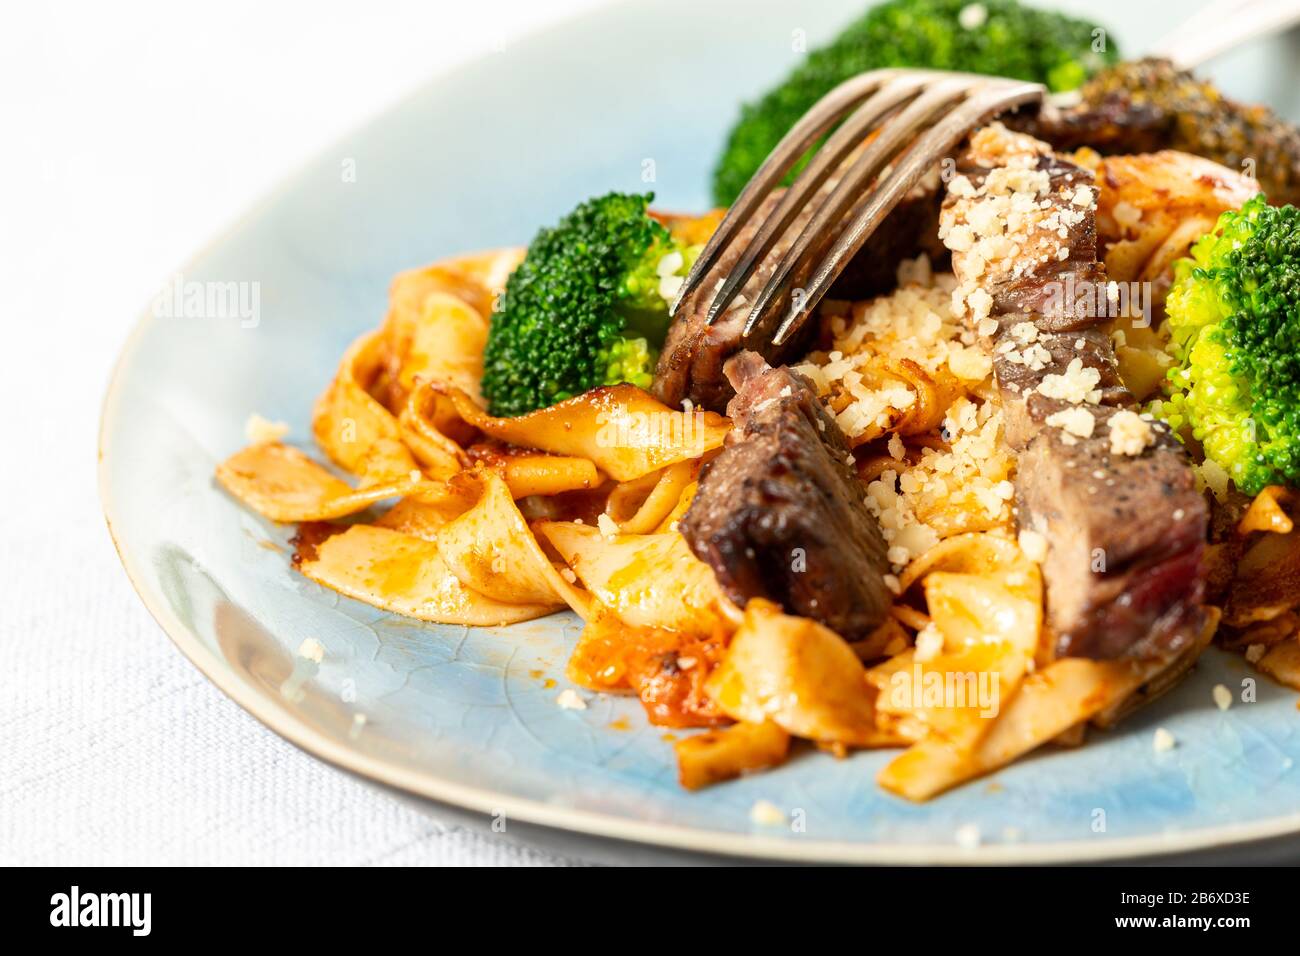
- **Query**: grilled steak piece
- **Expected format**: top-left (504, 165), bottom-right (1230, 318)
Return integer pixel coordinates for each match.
top-left (653, 185), bottom-right (944, 413)
top-left (1015, 404), bottom-right (1207, 659)
top-left (679, 351), bottom-right (891, 640)
top-left (940, 123), bottom-right (1208, 661)
top-left (1011, 58), bottom-right (1300, 205)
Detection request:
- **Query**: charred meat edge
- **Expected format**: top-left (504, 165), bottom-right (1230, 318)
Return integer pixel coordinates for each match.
top-left (679, 351), bottom-right (891, 641)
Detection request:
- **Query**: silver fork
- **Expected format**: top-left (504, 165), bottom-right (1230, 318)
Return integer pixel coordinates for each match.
top-left (670, 69), bottom-right (1043, 347)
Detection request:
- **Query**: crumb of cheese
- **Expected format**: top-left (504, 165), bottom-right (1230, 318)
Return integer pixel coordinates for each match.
top-left (244, 412), bottom-right (290, 445)
top-left (1045, 406), bottom-right (1096, 439)
top-left (1037, 358), bottom-right (1102, 404)
top-left (1212, 684), bottom-right (1233, 711)
top-left (1152, 727), bottom-right (1176, 753)
top-left (954, 823), bottom-right (982, 849)
top-left (556, 688), bottom-right (587, 711)
top-left (1108, 409), bottom-right (1154, 456)
top-left (914, 622), bottom-right (944, 662)
top-left (1017, 529), bottom-right (1049, 564)
top-left (297, 637), bottom-right (325, 664)
top-left (750, 800), bottom-right (786, 826)
top-left (596, 513), bottom-right (620, 538)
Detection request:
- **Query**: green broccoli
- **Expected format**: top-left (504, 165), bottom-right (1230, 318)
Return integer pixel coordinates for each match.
top-left (711, 0), bottom-right (1118, 206)
top-left (481, 192), bottom-right (693, 417)
top-left (1153, 196), bottom-right (1300, 495)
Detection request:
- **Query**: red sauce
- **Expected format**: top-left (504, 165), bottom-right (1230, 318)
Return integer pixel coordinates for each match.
top-left (569, 617), bottom-right (730, 728)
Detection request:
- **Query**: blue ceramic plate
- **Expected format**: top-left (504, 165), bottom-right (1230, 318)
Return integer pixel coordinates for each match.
top-left (101, 0), bottom-right (1300, 862)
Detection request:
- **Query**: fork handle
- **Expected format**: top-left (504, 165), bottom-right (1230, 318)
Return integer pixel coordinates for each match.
top-left (1146, 0), bottom-right (1300, 70)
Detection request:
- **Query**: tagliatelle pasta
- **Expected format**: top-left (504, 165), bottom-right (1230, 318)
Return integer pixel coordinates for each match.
top-left (297, 524), bottom-right (557, 626)
top-left (535, 521), bottom-right (739, 635)
top-left (378, 251), bottom-right (525, 409)
top-left (605, 459), bottom-right (698, 534)
top-left (432, 472), bottom-right (569, 607)
top-left (216, 442), bottom-right (424, 522)
top-left (311, 331), bottom-right (407, 474)
top-left (868, 531), bottom-right (1050, 798)
top-left (214, 224), bottom-right (1270, 801)
top-left (425, 383), bottom-right (730, 483)
top-left (705, 600), bottom-right (903, 748)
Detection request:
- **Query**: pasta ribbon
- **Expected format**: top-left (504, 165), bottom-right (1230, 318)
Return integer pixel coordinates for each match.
top-left (378, 250), bottom-right (524, 409)
top-left (468, 444), bottom-right (603, 499)
top-left (705, 600), bottom-right (901, 748)
top-left (426, 383), bottom-right (730, 482)
top-left (297, 524), bottom-right (556, 626)
top-left (432, 472), bottom-right (569, 607)
top-left (877, 657), bottom-right (1146, 801)
top-left (312, 331), bottom-right (405, 474)
top-left (604, 459), bottom-right (697, 534)
top-left (216, 442), bottom-right (423, 522)
top-left (868, 532), bottom-right (1055, 797)
top-left (674, 721), bottom-right (790, 790)
top-left (535, 521), bottom-right (738, 635)
top-left (1238, 486), bottom-right (1296, 535)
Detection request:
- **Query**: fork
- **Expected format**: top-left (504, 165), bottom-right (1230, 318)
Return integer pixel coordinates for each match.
top-left (670, 69), bottom-right (1044, 347)
top-left (673, 0), bottom-right (1300, 349)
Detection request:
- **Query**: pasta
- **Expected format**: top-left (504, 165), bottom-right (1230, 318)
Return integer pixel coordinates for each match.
top-left (214, 218), bottom-right (1291, 801)
top-left (423, 382), bottom-right (729, 483)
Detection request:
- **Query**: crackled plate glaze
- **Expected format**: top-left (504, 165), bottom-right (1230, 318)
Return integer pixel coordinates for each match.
top-left (101, 0), bottom-right (1300, 862)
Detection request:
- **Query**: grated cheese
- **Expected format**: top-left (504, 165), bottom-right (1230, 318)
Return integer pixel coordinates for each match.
top-left (1017, 529), bottom-right (1049, 564)
top-left (1045, 406), bottom-right (1096, 439)
top-left (244, 413), bottom-right (290, 445)
top-left (556, 689), bottom-right (587, 711)
top-left (1107, 409), bottom-right (1154, 456)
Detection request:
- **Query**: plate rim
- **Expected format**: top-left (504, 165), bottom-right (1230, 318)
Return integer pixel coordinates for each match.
top-left (97, 0), bottom-right (1300, 865)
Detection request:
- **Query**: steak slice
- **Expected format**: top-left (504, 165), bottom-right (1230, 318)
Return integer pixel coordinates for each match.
top-left (679, 351), bottom-right (891, 640)
top-left (653, 185), bottom-right (944, 414)
top-left (1015, 404), bottom-right (1207, 659)
top-left (939, 123), bottom-right (1208, 661)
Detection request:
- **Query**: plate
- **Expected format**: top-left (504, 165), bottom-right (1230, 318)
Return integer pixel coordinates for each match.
top-left (100, 0), bottom-right (1300, 862)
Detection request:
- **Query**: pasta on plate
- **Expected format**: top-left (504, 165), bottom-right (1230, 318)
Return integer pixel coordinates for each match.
top-left (218, 168), bottom-right (1300, 798)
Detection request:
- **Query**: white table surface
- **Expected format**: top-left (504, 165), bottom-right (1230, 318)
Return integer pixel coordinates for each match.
top-left (13, 0), bottom-right (1297, 869)
top-left (0, 0), bottom-right (677, 867)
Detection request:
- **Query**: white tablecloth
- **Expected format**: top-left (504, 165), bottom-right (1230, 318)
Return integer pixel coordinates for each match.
top-left (0, 0), bottom-right (642, 867)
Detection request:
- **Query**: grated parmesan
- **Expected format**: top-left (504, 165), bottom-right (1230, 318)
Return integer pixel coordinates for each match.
top-left (1045, 406), bottom-right (1096, 439)
top-left (1107, 409), bottom-right (1154, 456)
top-left (1017, 529), bottom-right (1049, 564)
top-left (244, 413), bottom-right (290, 445)
top-left (1037, 358), bottom-right (1102, 404)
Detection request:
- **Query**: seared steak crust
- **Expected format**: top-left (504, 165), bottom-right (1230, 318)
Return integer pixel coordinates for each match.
top-left (1015, 403), bottom-right (1207, 659)
top-left (1010, 58), bottom-right (1300, 206)
top-left (679, 352), bottom-right (891, 640)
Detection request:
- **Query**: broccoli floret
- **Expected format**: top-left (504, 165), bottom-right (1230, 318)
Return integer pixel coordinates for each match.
top-left (711, 0), bottom-right (1118, 205)
top-left (1154, 195), bottom-right (1300, 495)
top-left (481, 192), bottom-right (692, 416)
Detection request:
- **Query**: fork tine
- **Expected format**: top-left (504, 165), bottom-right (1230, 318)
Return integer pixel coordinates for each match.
top-left (739, 75), bottom-right (975, 341)
top-left (767, 80), bottom-right (1044, 346)
top-left (669, 69), bottom-right (904, 318)
top-left (704, 72), bottom-right (936, 326)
